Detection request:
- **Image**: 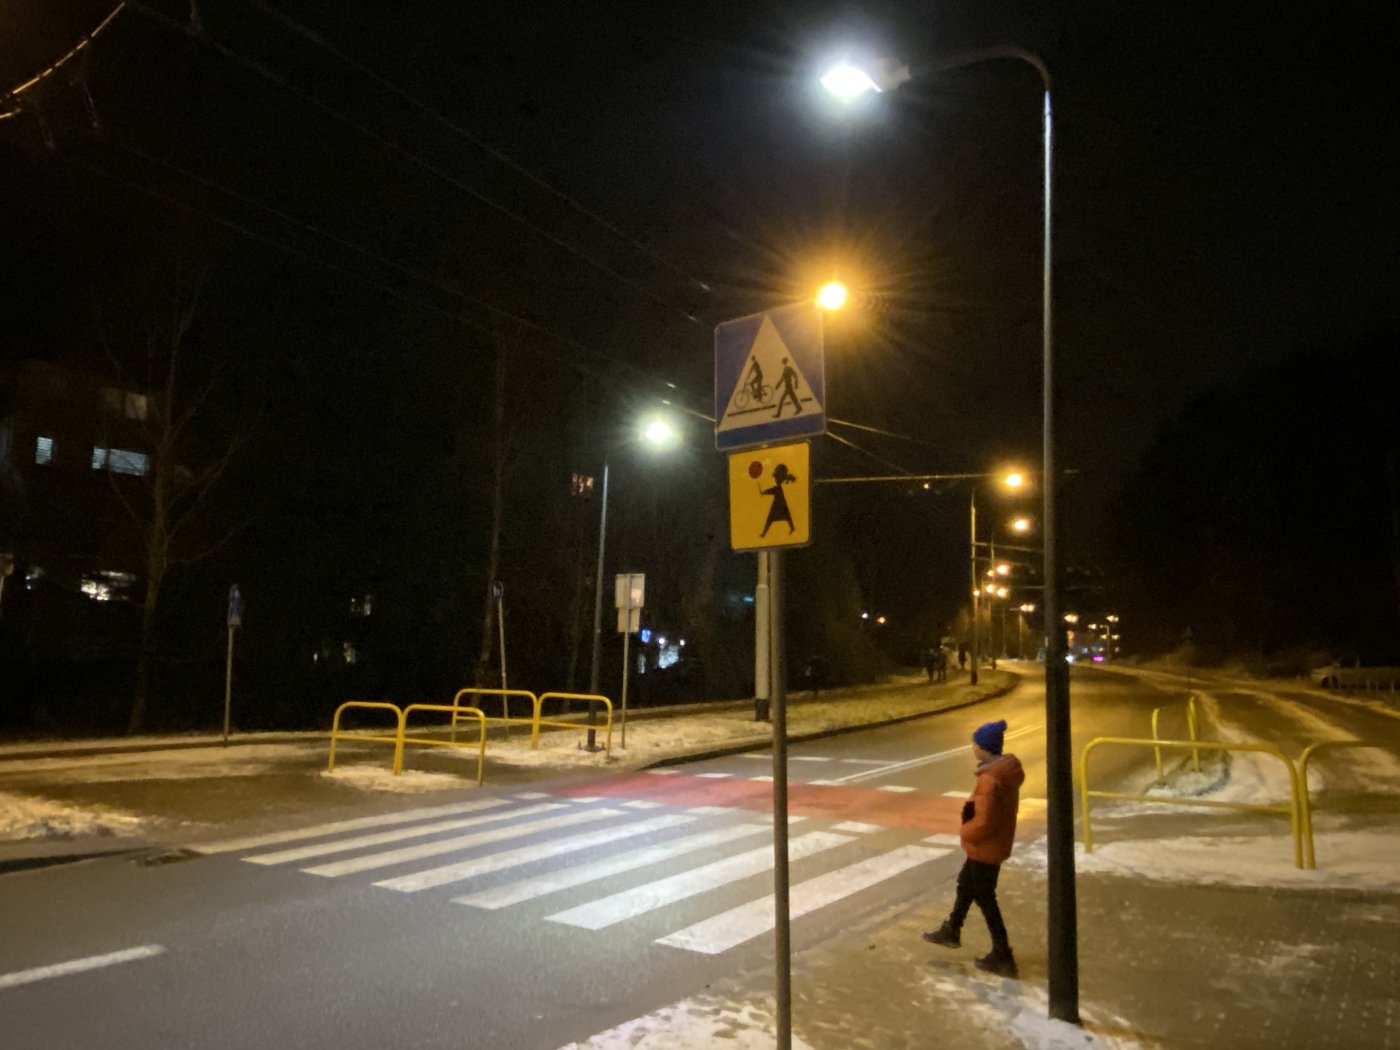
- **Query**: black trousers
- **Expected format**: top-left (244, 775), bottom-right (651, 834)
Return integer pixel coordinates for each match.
top-left (948, 858), bottom-right (1010, 951)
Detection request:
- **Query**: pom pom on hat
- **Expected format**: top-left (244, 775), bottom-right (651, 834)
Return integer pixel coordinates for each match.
top-left (973, 720), bottom-right (1007, 755)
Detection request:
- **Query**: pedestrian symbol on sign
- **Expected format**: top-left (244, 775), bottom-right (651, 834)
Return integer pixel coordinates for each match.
top-left (753, 460), bottom-right (797, 537)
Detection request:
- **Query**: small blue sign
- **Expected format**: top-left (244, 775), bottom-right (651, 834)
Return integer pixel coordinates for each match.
top-left (715, 303), bottom-right (825, 451)
top-left (227, 584), bottom-right (243, 629)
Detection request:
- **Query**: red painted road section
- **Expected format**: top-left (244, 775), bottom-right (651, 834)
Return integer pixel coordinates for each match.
top-left (557, 773), bottom-right (968, 834)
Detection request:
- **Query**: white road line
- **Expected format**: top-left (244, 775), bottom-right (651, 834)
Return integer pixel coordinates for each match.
top-left (454, 823), bottom-right (769, 910)
top-left (876, 785), bottom-right (916, 793)
top-left (808, 779), bottom-right (841, 786)
top-left (657, 845), bottom-right (948, 955)
top-left (567, 796), bottom-right (606, 803)
top-left (0, 945), bottom-right (165, 991)
top-left (790, 756), bottom-right (826, 763)
top-left (195, 800), bottom-right (510, 854)
top-left (301, 810), bottom-right (621, 878)
top-left (738, 754), bottom-right (769, 760)
top-left (1021, 797), bottom-right (1048, 810)
top-left (243, 804), bottom-right (562, 865)
top-left (622, 800), bottom-right (663, 809)
top-left (374, 814), bottom-right (695, 893)
top-left (695, 772), bottom-right (733, 779)
top-left (685, 805), bottom-right (731, 814)
top-left (832, 821), bottom-right (883, 834)
top-left (751, 775), bottom-right (774, 782)
top-left (646, 769), bottom-right (680, 775)
top-left (837, 758), bottom-right (888, 766)
top-left (832, 725), bottom-right (1041, 785)
top-left (546, 831), bottom-right (851, 930)
top-left (514, 792), bottom-right (552, 799)
top-left (923, 833), bottom-right (961, 847)
top-left (942, 791), bottom-right (968, 798)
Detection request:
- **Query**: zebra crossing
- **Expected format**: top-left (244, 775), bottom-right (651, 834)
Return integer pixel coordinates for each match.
top-left (195, 791), bottom-right (956, 956)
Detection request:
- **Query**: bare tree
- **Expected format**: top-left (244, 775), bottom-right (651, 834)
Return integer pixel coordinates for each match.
top-left (100, 256), bottom-right (251, 733)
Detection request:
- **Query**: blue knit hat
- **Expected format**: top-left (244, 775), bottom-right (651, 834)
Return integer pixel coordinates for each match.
top-left (973, 719), bottom-right (1007, 754)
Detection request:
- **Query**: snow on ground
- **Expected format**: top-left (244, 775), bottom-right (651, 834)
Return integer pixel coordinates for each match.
top-left (555, 996), bottom-right (816, 1050)
top-left (320, 764), bottom-right (472, 793)
top-left (1012, 827), bottom-right (1400, 892)
top-left (0, 789), bottom-right (147, 840)
top-left (0, 743), bottom-right (324, 785)
top-left (920, 973), bottom-right (1152, 1050)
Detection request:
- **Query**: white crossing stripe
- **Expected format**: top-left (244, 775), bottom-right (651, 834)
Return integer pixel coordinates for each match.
top-left (790, 756), bottom-right (826, 763)
top-left (877, 785), bottom-right (916, 793)
top-left (374, 814), bottom-right (695, 893)
top-left (695, 773), bottom-right (733, 779)
top-left (243, 804), bottom-right (561, 865)
top-left (832, 821), bottom-right (883, 834)
top-left (657, 845), bottom-right (949, 955)
top-left (567, 796), bottom-right (606, 803)
top-left (686, 806), bottom-right (731, 815)
top-left (1021, 797), bottom-right (1048, 811)
top-left (514, 792), bottom-right (552, 800)
top-left (196, 799), bottom-right (510, 854)
top-left (646, 769), bottom-right (680, 775)
top-left (0, 945), bottom-right (165, 991)
top-left (750, 776), bottom-right (774, 782)
top-left (301, 810), bottom-right (621, 878)
top-left (454, 822), bottom-right (769, 910)
top-left (923, 833), bottom-right (960, 847)
top-left (808, 779), bottom-right (841, 786)
top-left (622, 800), bottom-right (663, 810)
top-left (942, 791), bottom-right (967, 798)
top-left (837, 758), bottom-right (887, 766)
top-left (738, 754), bottom-right (769, 760)
top-left (547, 830), bottom-right (851, 930)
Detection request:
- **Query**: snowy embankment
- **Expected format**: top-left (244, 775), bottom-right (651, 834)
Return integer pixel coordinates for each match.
top-left (1018, 681), bottom-right (1400, 892)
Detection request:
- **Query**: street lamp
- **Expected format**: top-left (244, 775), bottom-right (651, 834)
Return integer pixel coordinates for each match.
top-left (821, 44), bottom-right (1076, 1023)
top-left (585, 411), bottom-right (683, 748)
top-left (816, 280), bottom-right (849, 311)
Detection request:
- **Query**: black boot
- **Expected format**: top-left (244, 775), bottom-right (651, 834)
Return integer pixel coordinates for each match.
top-left (922, 921), bottom-right (961, 948)
top-left (975, 945), bottom-right (1018, 978)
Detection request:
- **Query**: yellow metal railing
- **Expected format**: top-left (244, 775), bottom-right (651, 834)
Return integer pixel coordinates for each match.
top-left (329, 701), bottom-right (407, 774)
top-left (328, 700), bottom-right (486, 783)
top-left (402, 703), bottom-right (487, 786)
top-left (449, 687), bottom-right (539, 741)
top-left (1150, 693), bottom-right (1201, 779)
top-left (1079, 736), bottom-right (1304, 868)
top-left (1298, 740), bottom-right (1395, 869)
top-left (536, 693), bottom-right (613, 756)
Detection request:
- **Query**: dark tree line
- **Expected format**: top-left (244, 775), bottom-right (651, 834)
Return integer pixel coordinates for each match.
top-left (1109, 328), bottom-right (1400, 668)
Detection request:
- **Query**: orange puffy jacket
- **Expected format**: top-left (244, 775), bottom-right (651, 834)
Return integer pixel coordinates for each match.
top-left (960, 753), bottom-right (1025, 864)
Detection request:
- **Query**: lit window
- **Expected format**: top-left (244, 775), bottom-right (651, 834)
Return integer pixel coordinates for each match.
top-left (35, 436), bottom-right (54, 465)
top-left (92, 447), bottom-right (150, 476)
top-left (109, 449), bottom-right (149, 476)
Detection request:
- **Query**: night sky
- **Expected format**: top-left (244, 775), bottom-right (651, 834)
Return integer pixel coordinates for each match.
top-left (3, 0), bottom-right (1398, 642)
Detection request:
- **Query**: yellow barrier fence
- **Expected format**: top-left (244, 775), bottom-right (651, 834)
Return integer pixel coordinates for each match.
top-left (329, 701), bottom-right (407, 774)
top-left (1150, 694), bottom-right (1201, 780)
top-left (402, 703), bottom-right (487, 785)
top-left (1079, 736), bottom-right (1304, 868)
top-left (328, 700), bottom-right (486, 782)
top-left (1298, 740), bottom-right (1395, 869)
top-left (449, 687), bottom-right (539, 741)
top-left (536, 693), bottom-right (613, 756)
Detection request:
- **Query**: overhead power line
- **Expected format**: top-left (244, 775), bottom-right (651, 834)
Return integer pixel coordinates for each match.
top-left (243, 0), bottom-right (713, 301)
top-left (125, 1), bottom-right (703, 328)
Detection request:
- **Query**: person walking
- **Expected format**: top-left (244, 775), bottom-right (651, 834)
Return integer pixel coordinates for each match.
top-left (922, 719), bottom-right (1024, 977)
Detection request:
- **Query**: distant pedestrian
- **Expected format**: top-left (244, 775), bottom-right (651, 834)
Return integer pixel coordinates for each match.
top-left (935, 648), bottom-right (948, 683)
top-left (923, 648), bottom-right (937, 683)
top-left (957, 645), bottom-right (968, 672)
top-left (923, 719), bottom-right (1024, 977)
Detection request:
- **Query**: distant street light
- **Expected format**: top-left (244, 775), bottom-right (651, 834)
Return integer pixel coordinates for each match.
top-left (586, 411), bottom-right (683, 748)
top-left (1011, 516), bottom-right (1033, 533)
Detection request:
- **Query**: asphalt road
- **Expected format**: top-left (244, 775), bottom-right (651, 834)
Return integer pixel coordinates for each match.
top-left (0, 664), bottom-right (1203, 1050)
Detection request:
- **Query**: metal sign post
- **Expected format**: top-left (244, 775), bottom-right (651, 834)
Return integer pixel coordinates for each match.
top-left (769, 549), bottom-right (792, 1050)
top-left (615, 573), bottom-right (644, 748)
top-left (493, 581), bottom-right (507, 690)
top-left (223, 584), bottom-right (243, 747)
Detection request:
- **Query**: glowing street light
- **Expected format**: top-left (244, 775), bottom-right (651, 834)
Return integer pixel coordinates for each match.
top-left (640, 413), bottom-right (680, 450)
top-left (816, 280), bottom-right (849, 311)
top-left (1003, 471), bottom-right (1026, 490)
top-left (1011, 516), bottom-right (1033, 533)
top-left (819, 63), bottom-right (880, 98)
top-left (995, 562), bottom-right (1013, 576)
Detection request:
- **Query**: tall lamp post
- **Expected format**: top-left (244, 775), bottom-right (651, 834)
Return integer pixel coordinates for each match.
top-left (585, 412), bottom-right (681, 750)
top-left (822, 45), bottom-right (1077, 1023)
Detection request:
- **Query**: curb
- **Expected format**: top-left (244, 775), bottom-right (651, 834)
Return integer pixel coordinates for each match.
top-left (640, 673), bottom-right (1022, 769)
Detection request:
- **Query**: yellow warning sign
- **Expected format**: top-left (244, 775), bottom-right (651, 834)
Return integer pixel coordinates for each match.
top-left (728, 441), bottom-right (810, 551)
